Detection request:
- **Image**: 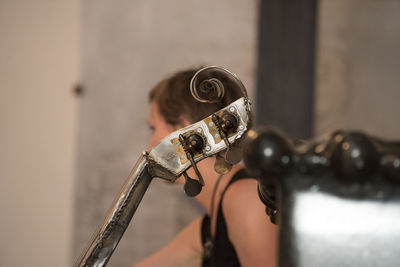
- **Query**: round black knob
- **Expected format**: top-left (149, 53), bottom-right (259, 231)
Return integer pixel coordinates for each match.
top-left (381, 154), bottom-right (400, 182)
top-left (297, 143), bottom-right (330, 174)
top-left (331, 131), bottom-right (379, 181)
top-left (220, 113), bottom-right (239, 133)
top-left (186, 133), bottom-right (204, 154)
top-left (243, 127), bottom-right (293, 178)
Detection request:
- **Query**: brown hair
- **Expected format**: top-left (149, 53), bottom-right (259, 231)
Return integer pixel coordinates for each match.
top-left (149, 67), bottom-right (246, 126)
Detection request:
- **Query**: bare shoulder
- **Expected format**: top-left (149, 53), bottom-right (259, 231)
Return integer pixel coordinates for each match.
top-left (222, 178), bottom-right (264, 222)
top-left (222, 178), bottom-right (277, 267)
top-left (134, 216), bottom-right (203, 267)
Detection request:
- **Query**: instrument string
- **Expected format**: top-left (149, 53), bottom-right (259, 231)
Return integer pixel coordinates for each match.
top-left (209, 173), bottom-right (224, 235)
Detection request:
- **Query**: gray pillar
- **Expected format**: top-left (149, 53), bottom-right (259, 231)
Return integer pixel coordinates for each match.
top-left (256, 0), bottom-right (317, 139)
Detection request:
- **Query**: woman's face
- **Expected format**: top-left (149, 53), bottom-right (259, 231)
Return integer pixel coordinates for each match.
top-left (148, 101), bottom-right (190, 185)
top-left (147, 102), bottom-right (178, 149)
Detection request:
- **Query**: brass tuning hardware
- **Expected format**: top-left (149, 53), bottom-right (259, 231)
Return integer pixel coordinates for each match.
top-left (212, 112), bottom-right (239, 147)
top-left (220, 112), bottom-right (239, 133)
top-left (179, 133), bottom-right (205, 197)
top-left (212, 114), bottom-right (231, 148)
top-left (214, 154), bottom-right (232, 174)
top-left (224, 138), bottom-right (244, 165)
top-left (212, 110), bottom-right (243, 164)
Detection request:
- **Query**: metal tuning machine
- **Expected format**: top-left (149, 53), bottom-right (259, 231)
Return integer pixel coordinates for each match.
top-left (149, 66), bottom-right (251, 196)
top-left (148, 97), bottom-right (251, 196)
top-left (212, 109), bottom-right (242, 163)
top-left (190, 66), bottom-right (251, 172)
top-left (179, 133), bottom-right (206, 197)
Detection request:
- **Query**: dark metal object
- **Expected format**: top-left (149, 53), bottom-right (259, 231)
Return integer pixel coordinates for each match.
top-left (243, 128), bottom-right (293, 223)
top-left (243, 127), bottom-right (400, 267)
top-left (186, 133), bottom-right (205, 154)
top-left (183, 171), bottom-right (203, 197)
top-left (212, 114), bottom-right (232, 149)
top-left (212, 111), bottom-right (242, 165)
top-left (179, 133), bottom-right (205, 196)
top-left (220, 112), bottom-right (239, 134)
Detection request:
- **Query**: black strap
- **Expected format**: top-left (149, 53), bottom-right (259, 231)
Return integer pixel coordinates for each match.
top-left (201, 169), bottom-right (252, 250)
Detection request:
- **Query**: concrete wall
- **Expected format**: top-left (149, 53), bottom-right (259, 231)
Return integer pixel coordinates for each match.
top-left (315, 0), bottom-right (400, 139)
top-left (0, 1), bottom-right (80, 266)
top-left (73, 1), bottom-right (257, 266)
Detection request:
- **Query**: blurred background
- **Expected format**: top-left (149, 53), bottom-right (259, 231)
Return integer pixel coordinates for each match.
top-left (1, 0), bottom-right (399, 266)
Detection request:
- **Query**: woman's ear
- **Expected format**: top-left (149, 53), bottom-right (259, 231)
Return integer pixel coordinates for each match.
top-left (176, 116), bottom-right (191, 129)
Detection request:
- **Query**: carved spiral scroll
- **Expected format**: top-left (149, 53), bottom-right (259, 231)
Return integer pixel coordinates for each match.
top-left (190, 66), bottom-right (248, 103)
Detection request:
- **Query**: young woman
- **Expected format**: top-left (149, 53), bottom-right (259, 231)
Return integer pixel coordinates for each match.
top-left (135, 68), bottom-right (277, 267)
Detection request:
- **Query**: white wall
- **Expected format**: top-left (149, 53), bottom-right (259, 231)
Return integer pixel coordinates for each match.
top-left (315, 0), bottom-right (400, 138)
top-left (0, 1), bottom-right (80, 266)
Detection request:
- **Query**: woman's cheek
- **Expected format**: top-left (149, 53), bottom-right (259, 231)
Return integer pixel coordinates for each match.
top-left (147, 132), bottom-right (160, 149)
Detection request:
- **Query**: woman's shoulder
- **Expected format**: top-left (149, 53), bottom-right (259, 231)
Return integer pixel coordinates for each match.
top-left (221, 167), bottom-right (269, 232)
top-left (222, 177), bottom-right (261, 217)
top-left (221, 176), bottom-right (278, 266)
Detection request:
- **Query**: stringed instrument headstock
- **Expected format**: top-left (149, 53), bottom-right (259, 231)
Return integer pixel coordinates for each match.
top-left (148, 66), bottom-right (252, 196)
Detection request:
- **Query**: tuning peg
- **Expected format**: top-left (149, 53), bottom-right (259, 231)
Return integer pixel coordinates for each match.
top-left (183, 172), bottom-right (202, 197)
top-left (212, 112), bottom-right (242, 164)
top-left (220, 112), bottom-right (239, 133)
top-left (214, 154), bottom-right (233, 174)
top-left (225, 138), bottom-right (244, 164)
top-left (179, 134), bottom-right (205, 196)
top-left (186, 133), bottom-right (205, 154)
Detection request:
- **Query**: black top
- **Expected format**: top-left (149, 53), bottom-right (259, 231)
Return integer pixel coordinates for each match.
top-left (201, 169), bottom-right (252, 267)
